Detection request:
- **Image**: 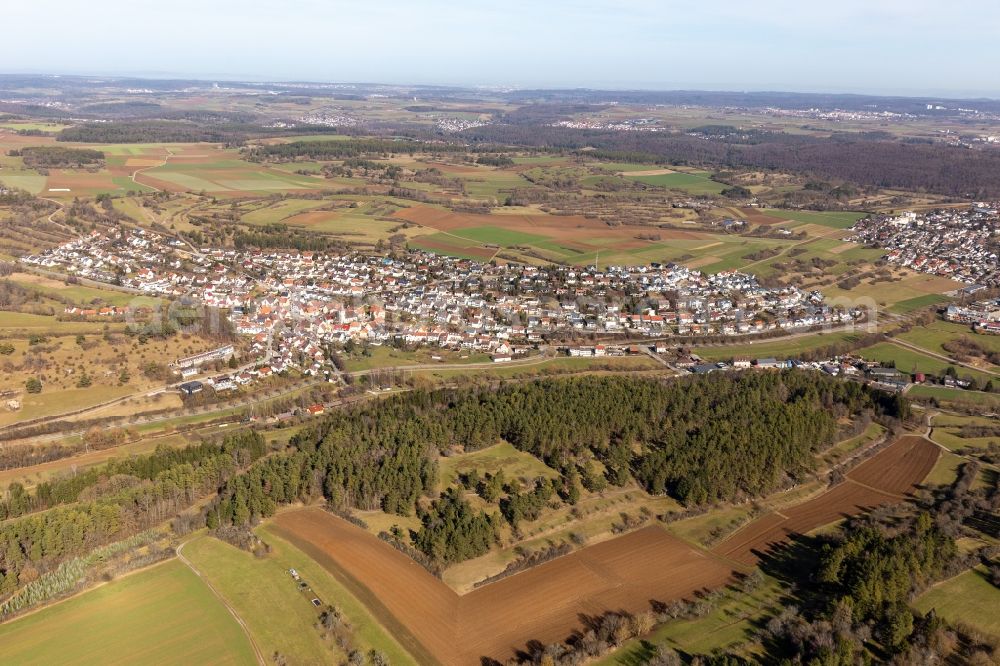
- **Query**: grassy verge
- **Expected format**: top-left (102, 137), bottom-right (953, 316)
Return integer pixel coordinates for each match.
top-left (254, 524), bottom-right (417, 665)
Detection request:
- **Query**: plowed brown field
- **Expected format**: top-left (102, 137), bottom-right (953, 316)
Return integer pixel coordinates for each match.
top-left (270, 509), bottom-right (734, 665)
top-left (269, 436), bottom-right (938, 664)
top-left (712, 435), bottom-right (938, 565)
top-left (393, 206), bottom-right (706, 242)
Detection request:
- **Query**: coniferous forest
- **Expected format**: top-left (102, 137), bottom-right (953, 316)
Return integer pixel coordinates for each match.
top-left (211, 372), bottom-right (902, 563)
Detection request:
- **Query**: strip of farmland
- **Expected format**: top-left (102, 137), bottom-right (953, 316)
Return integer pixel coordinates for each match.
top-left (269, 435), bottom-right (939, 665)
top-left (711, 435), bottom-right (939, 565)
top-left (271, 510), bottom-right (733, 665)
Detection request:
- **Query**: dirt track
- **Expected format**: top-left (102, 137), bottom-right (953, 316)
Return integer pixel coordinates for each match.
top-left (271, 510), bottom-right (733, 665)
top-left (712, 435), bottom-right (939, 565)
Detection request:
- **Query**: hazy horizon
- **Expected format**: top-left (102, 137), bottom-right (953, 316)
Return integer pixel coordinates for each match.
top-left (3, 0), bottom-right (1000, 98)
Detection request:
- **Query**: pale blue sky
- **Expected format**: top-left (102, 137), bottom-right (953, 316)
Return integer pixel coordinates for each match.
top-left (3, 0), bottom-right (998, 96)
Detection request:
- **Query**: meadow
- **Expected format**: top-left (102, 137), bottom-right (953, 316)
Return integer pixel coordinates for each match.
top-left (437, 441), bottom-right (557, 489)
top-left (858, 341), bottom-right (993, 383)
top-left (696, 331), bottom-right (862, 362)
top-left (0, 560), bottom-right (256, 665)
top-left (913, 567), bottom-right (1000, 637)
top-left (184, 533), bottom-right (415, 666)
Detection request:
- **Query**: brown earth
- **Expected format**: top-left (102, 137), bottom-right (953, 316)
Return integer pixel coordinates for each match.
top-left (712, 435), bottom-right (939, 565)
top-left (393, 205), bottom-right (707, 244)
top-left (270, 510), bottom-right (734, 665)
top-left (269, 435), bottom-right (937, 664)
top-left (739, 208), bottom-right (789, 225)
top-left (44, 170), bottom-right (117, 193)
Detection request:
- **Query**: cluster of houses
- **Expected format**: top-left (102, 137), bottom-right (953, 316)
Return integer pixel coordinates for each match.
top-left (848, 204), bottom-right (1000, 286)
top-left (683, 353), bottom-right (914, 391)
top-left (21, 228), bottom-right (254, 305)
top-left (945, 299), bottom-right (1000, 335)
top-left (22, 227), bottom-right (864, 387)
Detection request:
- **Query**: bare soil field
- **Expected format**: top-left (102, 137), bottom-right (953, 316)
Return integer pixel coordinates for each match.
top-left (712, 435), bottom-right (938, 565)
top-left (393, 205), bottom-right (707, 243)
top-left (270, 508), bottom-right (734, 665)
top-left (739, 208), bottom-right (789, 225)
top-left (45, 170), bottom-right (117, 193)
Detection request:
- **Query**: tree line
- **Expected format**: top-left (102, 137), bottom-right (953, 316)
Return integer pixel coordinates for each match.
top-left (211, 373), bottom-right (902, 563)
top-left (0, 431), bottom-right (266, 596)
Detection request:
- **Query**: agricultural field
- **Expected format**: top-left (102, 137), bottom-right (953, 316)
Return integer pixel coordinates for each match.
top-left (183, 533), bottom-right (415, 666)
top-left (711, 435), bottom-right (938, 565)
top-left (0, 559), bottom-right (257, 665)
top-left (270, 508), bottom-right (735, 666)
top-left (621, 169), bottom-right (727, 195)
top-left (756, 209), bottom-right (868, 229)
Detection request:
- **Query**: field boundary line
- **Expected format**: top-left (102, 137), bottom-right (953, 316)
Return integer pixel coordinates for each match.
top-left (177, 538), bottom-right (265, 666)
top-left (0, 557), bottom-right (175, 626)
top-left (839, 477), bottom-right (907, 500)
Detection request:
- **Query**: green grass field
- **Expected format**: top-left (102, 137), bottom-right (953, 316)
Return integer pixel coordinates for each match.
top-left (438, 441), bottom-right (557, 489)
top-left (0, 560), bottom-right (256, 665)
top-left (8, 274), bottom-right (154, 308)
top-left (897, 321), bottom-right (1000, 362)
top-left (240, 198), bottom-right (329, 224)
top-left (0, 385), bottom-right (134, 427)
top-left (0, 311), bottom-right (124, 335)
top-left (914, 567), bottom-right (1000, 637)
top-left (858, 342), bottom-right (993, 383)
top-left (183, 534), bottom-right (414, 665)
top-left (598, 575), bottom-right (783, 662)
top-left (889, 293), bottom-right (950, 314)
top-left (924, 450), bottom-right (966, 486)
top-left (254, 525), bottom-right (417, 664)
top-left (412, 354), bottom-right (662, 382)
top-left (760, 209), bottom-right (867, 229)
top-left (626, 171), bottom-right (726, 195)
top-left (0, 122), bottom-right (71, 133)
top-left (908, 385), bottom-right (1000, 409)
top-left (450, 225), bottom-right (548, 247)
top-left (341, 346), bottom-right (490, 372)
top-left (696, 331), bottom-right (861, 362)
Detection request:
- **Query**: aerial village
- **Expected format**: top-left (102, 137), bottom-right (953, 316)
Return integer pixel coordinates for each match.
top-left (847, 202), bottom-right (1000, 286)
top-left (21, 205), bottom-right (1000, 401)
top-left (20, 226), bottom-right (863, 385)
